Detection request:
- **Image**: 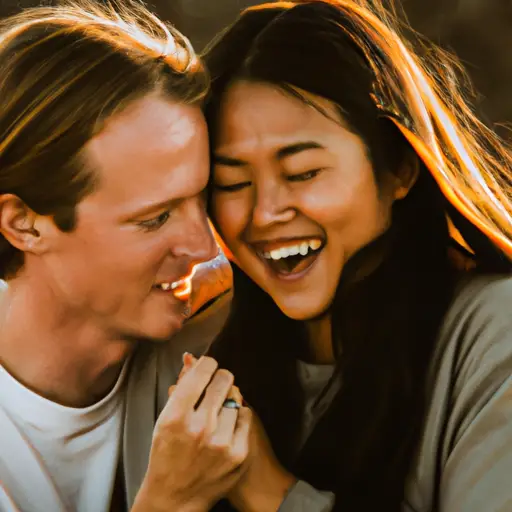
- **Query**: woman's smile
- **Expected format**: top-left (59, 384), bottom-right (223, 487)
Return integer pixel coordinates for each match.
top-left (250, 236), bottom-right (326, 280)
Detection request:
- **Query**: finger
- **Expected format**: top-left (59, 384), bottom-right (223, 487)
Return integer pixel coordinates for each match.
top-left (227, 385), bottom-right (243, 405)
top-left (229, 407), bottom-right (252, 468)
top-left (168, 384), bottom-right (176, 397)
top-left (177, 352), bottom-right (196, 382)
top-left (196, 368), bottom-right (234, 417)
top-left (162, 356), bottom-right (218, 420)
top-left (184, 352), bottom-right (197, 367)
top-left (209, 408), bottom-right (238, 448)
top-left (183, 354), bottom-right (241, 405)
top-left (174, 358), bottom-right (242, 406)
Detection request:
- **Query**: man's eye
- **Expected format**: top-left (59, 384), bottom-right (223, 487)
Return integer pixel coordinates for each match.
top-left (138, 211), bottom-right (170, 232)
top-left (287, 169), bottom-right (323, 182)
top-left (213, 182), bottom-right (251, 192)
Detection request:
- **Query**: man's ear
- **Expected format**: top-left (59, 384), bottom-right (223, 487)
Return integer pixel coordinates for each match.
top-left (0, 194), bottom-right (48, 254)
top-left (393, 153), bottom-right (420, 201)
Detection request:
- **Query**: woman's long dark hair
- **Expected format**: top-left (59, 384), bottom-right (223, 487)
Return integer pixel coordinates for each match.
top-left (203, 1), bottom-right (512, 509)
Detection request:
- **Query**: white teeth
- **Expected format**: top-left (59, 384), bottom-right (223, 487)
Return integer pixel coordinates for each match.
top-left (262, 239), bottom-right (323, 260)
top-left (270, 249), bottom-right (282, 260)
top-left (309, 239), bottom-right (321, 251)
top-left (157, 282), bottom-right (180, 291)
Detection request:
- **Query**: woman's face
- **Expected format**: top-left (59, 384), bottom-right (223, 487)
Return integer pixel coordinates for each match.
top-left (211, 81), bottom-right (407, 320)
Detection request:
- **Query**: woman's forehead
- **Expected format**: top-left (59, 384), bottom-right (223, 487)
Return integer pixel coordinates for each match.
top-left (214, 81), bottom-right (346, 150)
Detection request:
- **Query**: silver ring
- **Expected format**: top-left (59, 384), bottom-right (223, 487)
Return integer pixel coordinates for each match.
top-left (222, 398), bottom-right (241, 410)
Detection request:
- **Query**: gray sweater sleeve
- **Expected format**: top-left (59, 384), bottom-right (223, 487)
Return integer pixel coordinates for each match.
top-left (278, 480), bottom-right (335, 512)
top-left (435, 276), bottom-right (512, 511)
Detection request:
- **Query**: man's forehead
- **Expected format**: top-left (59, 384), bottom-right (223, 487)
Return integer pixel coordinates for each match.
top-left (80, 95), bottom-right (209, 212)
top-left (86, 95), bottom-right (205, 167)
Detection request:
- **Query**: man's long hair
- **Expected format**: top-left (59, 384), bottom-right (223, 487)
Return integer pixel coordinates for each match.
top-left (0, 0), bottom-right (208, 278)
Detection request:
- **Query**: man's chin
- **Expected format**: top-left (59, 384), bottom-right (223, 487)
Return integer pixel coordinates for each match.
top-left (118, 321), bottom-right (184, 345)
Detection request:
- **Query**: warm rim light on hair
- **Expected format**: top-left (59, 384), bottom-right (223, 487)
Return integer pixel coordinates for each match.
top-left (342, 0), bottom-right (512, 258)
top-left (0, 0), bottom-right (198, 70)
top-left (249, 0), bottom-right (512, 260)
top-left (0, 0), bottom-right (208, 279)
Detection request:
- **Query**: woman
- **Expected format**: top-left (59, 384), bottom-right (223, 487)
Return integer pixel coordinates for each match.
top-left (203, 0), bottom-right (512, 510)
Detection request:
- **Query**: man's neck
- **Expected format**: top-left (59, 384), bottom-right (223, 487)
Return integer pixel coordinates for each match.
top-left (0, 277), bottom-right (136, 408)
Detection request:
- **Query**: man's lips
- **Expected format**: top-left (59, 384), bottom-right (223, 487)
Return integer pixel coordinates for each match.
top-left (154, 266), bottom-right (198, 301)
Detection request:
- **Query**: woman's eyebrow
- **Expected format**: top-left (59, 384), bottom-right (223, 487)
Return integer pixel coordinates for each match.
top-left (275, 141), bottom-right (325, 160)
top-left (213, 140), bottom-right (325, 167)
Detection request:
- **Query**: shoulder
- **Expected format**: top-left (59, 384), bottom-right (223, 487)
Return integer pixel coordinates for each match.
top-left (428, 273), bottom-right (512, 414)
top-left (455, 271), bottom-right (512, 306)
top-left (445, 272), bottom-right (512, 322)
top-left (407, 275), bottom-right (512, 510)
top-left (428, 272), bottom-right (512, 450)
top-left (434, 273), bottom-right (512, 378)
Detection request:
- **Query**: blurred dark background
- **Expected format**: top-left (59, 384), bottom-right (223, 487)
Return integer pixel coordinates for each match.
top-left (1, 0), bottom-right (511, 135)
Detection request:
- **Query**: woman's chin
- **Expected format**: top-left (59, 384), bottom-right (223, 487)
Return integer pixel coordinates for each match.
top-left (275, 297), bottom-right (332, 321)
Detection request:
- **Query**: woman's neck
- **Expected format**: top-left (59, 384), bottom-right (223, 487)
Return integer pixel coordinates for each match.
top-left (302, 228), bottom-right (396, 365)
top-left (305, 314), bottom-right (334, 364)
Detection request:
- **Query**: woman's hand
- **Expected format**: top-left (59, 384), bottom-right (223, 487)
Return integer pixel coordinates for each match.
top-left (178, 354), bottom-right (297, 512)
top-left (132, 356), bottom-right (251, 512)
top-left (227, 413), bottom-right (297, 512)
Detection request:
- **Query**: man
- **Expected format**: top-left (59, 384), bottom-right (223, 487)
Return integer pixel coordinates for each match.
top-left (0, 2), bottom-right (251, 511)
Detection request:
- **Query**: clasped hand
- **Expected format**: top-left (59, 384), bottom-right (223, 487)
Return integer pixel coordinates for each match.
top-left (133, 354), bottom-right (296, 512)
top-left (133, 355), bottom-right (250, 512)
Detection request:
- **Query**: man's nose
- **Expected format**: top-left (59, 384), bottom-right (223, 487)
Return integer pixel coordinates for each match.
top-left (175, 207), bottom-right (218, 266)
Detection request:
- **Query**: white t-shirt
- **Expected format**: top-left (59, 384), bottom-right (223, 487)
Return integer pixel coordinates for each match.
top-left (0, 361), bottom-right (128, 512)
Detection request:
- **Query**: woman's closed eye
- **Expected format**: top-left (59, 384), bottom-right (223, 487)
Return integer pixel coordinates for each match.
top-left (213, 168), bottom-right (324, 192)
top-left (213, 181), bottom-right (251, 192)
top-left (137, 211), bottom-right (170, 231)
top-left (287, 168), bottom-right (324, 182)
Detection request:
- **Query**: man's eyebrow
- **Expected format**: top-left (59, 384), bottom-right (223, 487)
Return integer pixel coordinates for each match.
top-left (213, 141), bottom-right (325, 167)
top-left (126, 198), bottom-right (175, 219)
top-left (125, 186), bottom-right (208, 220)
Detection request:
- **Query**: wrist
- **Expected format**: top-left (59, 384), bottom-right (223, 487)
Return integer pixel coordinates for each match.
top-left (132, 497), bottom-right (207, 512)
top-left (240, 471), bottom-right (297, 512)
top-left (132, 482), bottom-right (208, 512)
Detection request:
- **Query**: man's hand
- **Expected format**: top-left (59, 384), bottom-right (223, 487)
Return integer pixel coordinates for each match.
top-left (132, 356), bottom-right (251, 512)
top-left (177, 354), bottom-right (297, 512)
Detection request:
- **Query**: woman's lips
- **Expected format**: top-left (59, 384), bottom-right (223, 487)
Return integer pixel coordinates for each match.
top-left (256, 239), bottom-right (325, 279)
top-left (251, 236), bottom-right (323, 256)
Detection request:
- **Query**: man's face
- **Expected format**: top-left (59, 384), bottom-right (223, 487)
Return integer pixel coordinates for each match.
top-left (36, 94), bottom-right (217, 341)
